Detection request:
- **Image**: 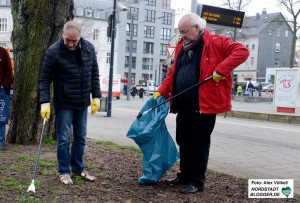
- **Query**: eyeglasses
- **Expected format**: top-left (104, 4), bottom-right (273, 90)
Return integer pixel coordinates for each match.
top-left (179, 26), bottom-right (195, 35)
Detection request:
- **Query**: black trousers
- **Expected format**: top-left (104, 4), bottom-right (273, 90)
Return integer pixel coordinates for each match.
top-left (176, 110), bottom-right (216, 187)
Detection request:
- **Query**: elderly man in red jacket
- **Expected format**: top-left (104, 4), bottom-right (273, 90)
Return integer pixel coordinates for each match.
top-left (153, 13), bottom-right (249, 194)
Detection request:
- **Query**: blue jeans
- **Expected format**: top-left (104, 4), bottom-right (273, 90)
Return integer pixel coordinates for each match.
top-left (0, 124), bottom-right (5, 146)
top-left (55, 108), bottom-right (87, 175)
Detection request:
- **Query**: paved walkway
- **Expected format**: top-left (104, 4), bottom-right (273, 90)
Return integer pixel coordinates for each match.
top-left (88, 95), bottom-right (300, 195)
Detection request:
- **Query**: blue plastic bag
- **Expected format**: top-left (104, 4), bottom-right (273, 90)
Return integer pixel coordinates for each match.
top-left (127, 96), bottom-right (179, 185)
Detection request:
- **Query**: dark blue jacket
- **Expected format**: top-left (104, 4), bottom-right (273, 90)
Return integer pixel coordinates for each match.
top-left (39, 38), bottom-right (101, 109)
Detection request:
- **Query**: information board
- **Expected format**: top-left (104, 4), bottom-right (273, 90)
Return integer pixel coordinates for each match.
top-left (274, 68), bottom-right (300, 108)
top-left (198, 4), bottom-right (245, 28)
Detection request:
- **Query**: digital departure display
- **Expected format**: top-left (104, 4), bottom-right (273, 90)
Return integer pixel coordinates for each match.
top-left (199, 5), bottom-right (245, 28)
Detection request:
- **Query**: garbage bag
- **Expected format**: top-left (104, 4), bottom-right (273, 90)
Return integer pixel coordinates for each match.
top-left (126, 96), bottom-right (179, 185)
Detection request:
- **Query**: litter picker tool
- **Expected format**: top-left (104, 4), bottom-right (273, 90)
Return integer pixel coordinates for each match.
top-left (137, 76), bottom-right (212, 119)
top-left (27, 117), bottom-right (47, 197)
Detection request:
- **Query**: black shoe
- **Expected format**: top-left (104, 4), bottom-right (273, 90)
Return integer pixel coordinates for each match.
top-left (165, 177), bottom-right (187, 185)
top-left (180, 184), bottom-right (203, 194)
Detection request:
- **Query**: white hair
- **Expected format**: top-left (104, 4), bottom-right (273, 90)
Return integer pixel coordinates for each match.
top-left (188, 13), bottom-right (207, 30)
top-left (63, 20), bottom-right (82, 34)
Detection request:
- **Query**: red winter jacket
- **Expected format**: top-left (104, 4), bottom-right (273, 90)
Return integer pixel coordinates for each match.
top-left (157, 30), bottom-right (249, 114)
top-left (0, 47), bottom-right (13, 90)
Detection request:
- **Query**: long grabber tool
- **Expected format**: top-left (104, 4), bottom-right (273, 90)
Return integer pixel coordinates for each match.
top-left (137, 76), bottom-right (213, 119)
top-left (27, 117), bottom-right (47, 197)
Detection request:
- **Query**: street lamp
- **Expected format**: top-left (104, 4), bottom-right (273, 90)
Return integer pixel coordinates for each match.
top-left (127, 12), bottom-right (135, 101)
top-left (107, 1), bottom-right (128, 117)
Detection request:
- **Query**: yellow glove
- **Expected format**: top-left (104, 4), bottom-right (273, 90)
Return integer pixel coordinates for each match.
top-left (91, 98), bottom-right (100, 115)
top-left (153, 92), bottom-right (161, 100)
top-left (213, 71), bottom-right (225, 82)
top-left (40, 103), bottom-right (50, 120)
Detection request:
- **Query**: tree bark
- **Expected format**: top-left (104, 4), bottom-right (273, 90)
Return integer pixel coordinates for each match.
top-left (7, 0), bottom-right (73, 144)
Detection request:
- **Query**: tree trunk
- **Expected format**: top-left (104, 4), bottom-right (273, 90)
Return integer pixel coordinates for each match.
top-left (7, 0), bottom-right (73, 144)
top-left (289, 18), bottom-right (297, 68)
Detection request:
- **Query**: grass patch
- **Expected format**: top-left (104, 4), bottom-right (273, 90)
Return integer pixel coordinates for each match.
top-left (95, 141), bottom-right (142, 155)
top-left (9, 164), bottom-right (24, 173)
top-left (42, 137), bottom-right (57, 145)
top-left (99, 172), bottom-right (107, 177)
top-left (0, 177), bottom-right (41, 191)
top-left (86, 163), bottom-right (98, 169)
top-left (41, 170), bottom-right (53, 176)
top-left (38, 160), bottom-right (55, 167)
top-left (18, 155), bottom-right (30, 161)
top-left (47, 181), bottom-right (56, 186)
top-left (17, 196), bottom-right (44, 203)
top-left (72, 176), bottom-right (84, 185)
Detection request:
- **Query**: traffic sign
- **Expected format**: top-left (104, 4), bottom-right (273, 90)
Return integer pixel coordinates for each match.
top-left (166, 46), bottom-right (176, 58)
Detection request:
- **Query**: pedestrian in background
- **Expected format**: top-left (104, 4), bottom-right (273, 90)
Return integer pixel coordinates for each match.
top-left (153, 13), bottom-right (249, 193)
top-left (39, 21), bottom-right (101, 185)
top-left (0, 47), bottom-right (13, 150)
top-left (257, 82), bottom-right (262, 97)
top-left (247, 81), bottom-right (254, 96)
top-left (130, 85), bottom-right (137, 99)
top-left (237, 84), bottom-right (242, 96)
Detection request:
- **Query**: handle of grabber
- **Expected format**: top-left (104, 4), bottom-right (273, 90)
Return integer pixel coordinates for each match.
top-left (138, 76), bottom-right (213, 118)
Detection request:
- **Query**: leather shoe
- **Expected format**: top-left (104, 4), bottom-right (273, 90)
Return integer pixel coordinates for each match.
top-left (165, 177), bottom-right (187, 185)
top-left (180, 184), bottom-right (203, 194)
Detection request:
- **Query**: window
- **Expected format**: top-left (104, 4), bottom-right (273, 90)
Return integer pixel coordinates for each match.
top-left (142, 57), bottom-right (153, 70)
top-left (252, 44), bottom-right (255, 50)
top-left (76, 7), bottom-right (84, 16)
top-left (85, 8), bottom-right (92, 17)
top-left (106, 53), bottom-right (111, 64)
top-left (275, 43), bottom-right (280, 52)
top-left (268, 29), bottom-right (272, 36)
top-left (93, 9), bottom-right (101, 18)
top-left (142, 73), bottom-right (152, 80)
top-left (127, 7), bottom-right (139, 20)
top-left (145, 0), bottom-right (156, 6)
top-left (251, 57), bottom-right (254, 65)
top-left (161, 12), bottom-right (172, 25)
top-left (244, 60), bottom-right (249, 66)
top-left (125, 56), bottom-right (136, 69)
top-left (246, 44), bottom-right (249, 49)
top-left (277, 29), bottom-right (281, 37)
top-left (274, 59), bottom-right (280, 66)
top-left (125, 40), bottom-right (137, 53)
top-left (161, 28), bottom-right (171, 40)
top-left (0, 43), bottom-right (6, 47)
top-left (145, 10), bottom-right (156, 23)
top-left (144, 26), bottom-right (155, 38)
top-left (93, 29), bottom-right (99, 41)
top-left (162, 0), bottom-right (171, 8)
top-left (285, 30), bottom-right (289, 38)
top-left (126, 23), bottom-right (138, 36)
top-left (0, 18), bottom-right (7, 32)
top-left (0, 0), bottom-right (9, 6)
top-left (143, 42), bottom-right (154, 54)
top-left (160, 44), bottom-right (167, 56)
top-left (124, 72), bottom-right (136, 84)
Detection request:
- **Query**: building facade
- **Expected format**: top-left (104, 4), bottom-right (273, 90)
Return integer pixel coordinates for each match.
top-left (212, 10), bottom-right (293, 82)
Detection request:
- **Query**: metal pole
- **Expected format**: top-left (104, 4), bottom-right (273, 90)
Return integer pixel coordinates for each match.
top-left (127, 12), bottom-right (134, 101)
top-left (107, 0), bottom-right (117, 117)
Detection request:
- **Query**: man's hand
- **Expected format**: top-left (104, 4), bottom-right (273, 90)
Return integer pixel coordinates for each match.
top-left (213, 71), bottom-right (225, 82)
top-left (40, 103), bottom-right (50, 120)
top-left (153, 92), bottom-right (161, 100)
top-left (91, 98), bottom-right (100, 115)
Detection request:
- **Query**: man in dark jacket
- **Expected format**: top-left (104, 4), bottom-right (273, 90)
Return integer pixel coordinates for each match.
top-left (0, 47), bottom-right (13, 150)
top-left (153, 13), bottom-right (249, 193)
top-left (39, 21), bottom-right (101, 185)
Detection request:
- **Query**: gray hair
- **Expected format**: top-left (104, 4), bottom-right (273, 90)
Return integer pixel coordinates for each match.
top-left (63, 21), bottom-right (82, 34)
top-left (189, 13), bottom-right (207, 30)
